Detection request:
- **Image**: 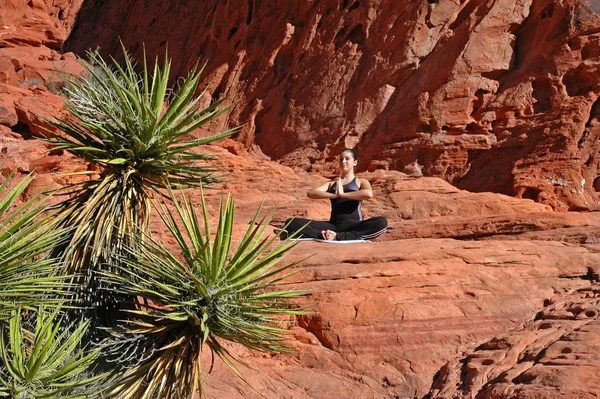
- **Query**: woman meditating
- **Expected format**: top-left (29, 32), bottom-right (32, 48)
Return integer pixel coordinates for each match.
top-left (284, 148), bottom-right (388, 241)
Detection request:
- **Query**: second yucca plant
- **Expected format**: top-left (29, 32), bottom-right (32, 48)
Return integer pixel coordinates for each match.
top-left (102, 191), bottom-right (307, 398)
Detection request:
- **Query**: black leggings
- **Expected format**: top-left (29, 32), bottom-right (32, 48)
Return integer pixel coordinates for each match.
top-left (284, 216), bottom-right (388, 241)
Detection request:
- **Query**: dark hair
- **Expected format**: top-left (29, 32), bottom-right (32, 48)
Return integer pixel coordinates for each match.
top-left (340, 148), bottom-right (358, 163)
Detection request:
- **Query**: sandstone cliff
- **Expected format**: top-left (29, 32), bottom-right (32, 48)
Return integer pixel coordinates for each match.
top-left (2, 1), bottom-right (600, 398)
top-left (61, 0), bottom-right (600, 211)
top-left (3, 131), bottom-right (600, 397)
top-left (3, 1), bottom-right (600, 210)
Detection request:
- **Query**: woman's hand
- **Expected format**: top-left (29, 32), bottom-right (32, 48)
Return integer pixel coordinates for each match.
top-left (307, 180), bottom-right (337, 199)
top-left (335, 177), bottom-right (344, 198)
top-left (336, 178), bottom-right (374, 200)
top-left (307, 177), bottom-right (374, 200)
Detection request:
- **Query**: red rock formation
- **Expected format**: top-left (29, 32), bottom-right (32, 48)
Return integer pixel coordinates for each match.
top-left (169, 147), bottom-right (600, 398)
top-left (0, 45), bottom-right (85, 140)
top-left (428, 283), bottom-right (600, 399)
top-left (0, 0), bottom-right (88, 141)
top-left (0, 0), bottom-right (82, 49)
top-left (62, 0), bottom-right (600, 211)
top-left (1, 128), bottom-right (600, 397)
top-left (4, 0), bottom-right (600, 210)
top-left (2, 0), bottom-right (600, 397)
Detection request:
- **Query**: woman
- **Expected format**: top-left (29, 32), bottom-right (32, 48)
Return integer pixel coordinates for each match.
top-left (283, 148), bottom-right (387, 241)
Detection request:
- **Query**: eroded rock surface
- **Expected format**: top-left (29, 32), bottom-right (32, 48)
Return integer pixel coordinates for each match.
top-left (60, 0), bottom-right (600, 210)
top-left (428, 283), bottom-right (600, 399)
top-left (4, 1), bottom-right (600, 211)
top-left (0, 0), bottom-right (82, 48)
top-left (2, 1), bottom-right (600, 397)
top-left (125, 147), bottom-right (600, 399)
top-left (0, 45), bottom-right (85, 140)
top-left (1, 131), bottom-right (600, 397)
top-left (188, 148), bottom-right (600, 399)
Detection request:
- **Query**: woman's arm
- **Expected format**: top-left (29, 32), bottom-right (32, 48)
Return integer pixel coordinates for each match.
top-left (307, 181), bottom-right (336, 199)
top-left (337, 178), bottom-right (374, 200)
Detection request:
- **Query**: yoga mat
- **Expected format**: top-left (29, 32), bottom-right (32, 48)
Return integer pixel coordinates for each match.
top-left (289, 238), bottom-right (371, 244)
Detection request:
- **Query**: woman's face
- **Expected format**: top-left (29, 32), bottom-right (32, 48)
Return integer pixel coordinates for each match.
top-left (339, 151), bottom-right (357, 173)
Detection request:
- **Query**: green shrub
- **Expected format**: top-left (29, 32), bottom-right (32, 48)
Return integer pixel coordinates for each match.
top-left (0, 309), bottom-right (108, 399)
top-left (45, 43), bottom-right (238, 277)
top-left (0, 172), bottom-right (69, 320)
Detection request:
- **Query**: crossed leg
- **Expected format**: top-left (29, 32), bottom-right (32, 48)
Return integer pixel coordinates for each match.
top-left (284, 216), bottom-right (388, 241)
top-left (332, 216), bottom-right (388, 241)
top-left (283, 218), bottom-right (337, 239)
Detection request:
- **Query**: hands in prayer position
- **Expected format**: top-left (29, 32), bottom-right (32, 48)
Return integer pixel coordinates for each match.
top-left (320, 179), bottom-right (344, 239)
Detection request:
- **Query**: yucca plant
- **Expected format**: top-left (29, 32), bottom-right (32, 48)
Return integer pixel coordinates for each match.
top-left (46, 43), bottom-right (237, 275)
top-left (41, 44), bottom-right (238, 334)
top-left (0, 308), bottom-right (108, 398)
top-left (102, 190), bottom-right (307, 399)
top-left (0, 172), bottom-right (69, 320)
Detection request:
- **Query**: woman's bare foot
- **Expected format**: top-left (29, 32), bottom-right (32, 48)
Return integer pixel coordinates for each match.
top-left (321, 230), bottom-right (337, 240)
top-left (274, 229), bottom-right (289, 240)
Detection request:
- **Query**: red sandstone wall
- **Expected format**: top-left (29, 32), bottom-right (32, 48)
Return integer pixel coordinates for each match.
top-left (3, 2), bottom-right (600, 397)
top-left (61, 0), bottom-right (600, 211)
top-left (0, 0), bottom-right (82, 48)
top-left (3, 0), bottom-right (600, 210)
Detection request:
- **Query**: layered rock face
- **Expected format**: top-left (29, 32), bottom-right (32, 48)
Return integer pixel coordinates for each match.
top-left (0, 0), bottom-right (82, 49)
top-left (429, 283), bottom-right (600, 399)
top-left (3, 0), bottom-right (600, 398)
top-left (0, 0), bottom-right (85, 168)
top-left (63, 0), bottom-right (600, 211)
top-left (6, 136), bottom-right (597, 398)
top-left (177, 148), bottom-right (600, 398)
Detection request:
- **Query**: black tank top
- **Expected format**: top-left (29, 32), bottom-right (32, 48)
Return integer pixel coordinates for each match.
top-left (327, 177), bottom-right (363, 225)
